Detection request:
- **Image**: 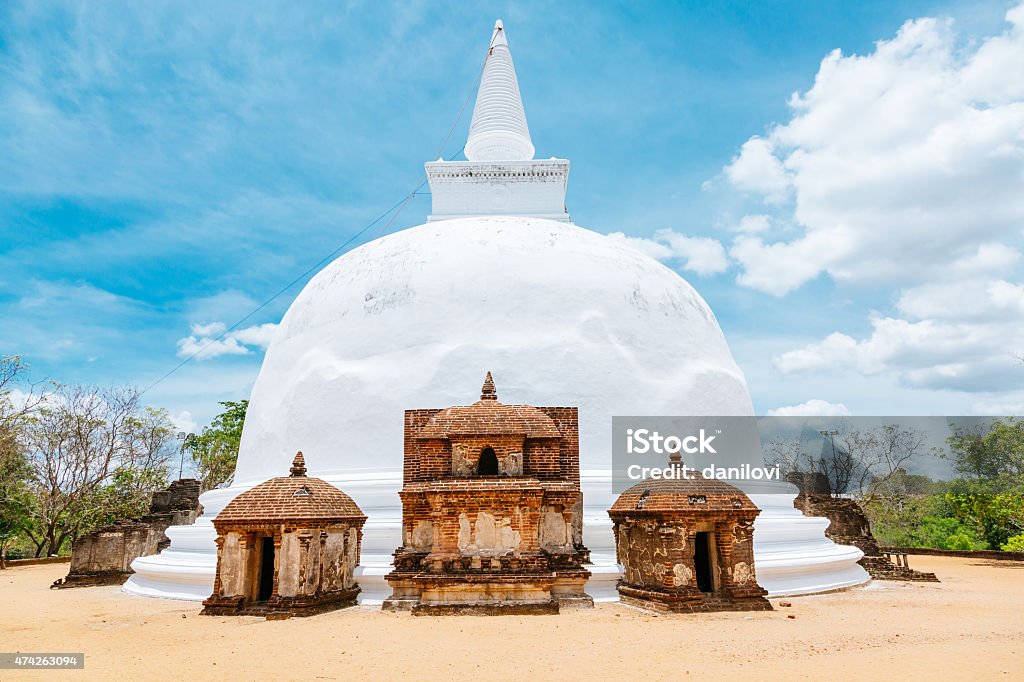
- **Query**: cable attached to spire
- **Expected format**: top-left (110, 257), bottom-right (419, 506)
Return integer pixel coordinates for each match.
top-left (139, 27), bottom-right (503, 397)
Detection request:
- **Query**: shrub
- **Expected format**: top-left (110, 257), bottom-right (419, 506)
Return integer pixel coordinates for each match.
top-left (1001, 533), bottom-right (1024, 552)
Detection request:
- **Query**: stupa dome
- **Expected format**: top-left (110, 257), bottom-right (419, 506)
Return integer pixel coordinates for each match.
top-left (124, 19), bottom-right (867, 604)
top-left (233, 216), bottom-right (753, 485)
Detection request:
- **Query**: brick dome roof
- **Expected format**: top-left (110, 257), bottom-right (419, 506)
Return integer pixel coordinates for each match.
top-left (416, 372), bottom-right (561, 439)
top-left (610, 471), bottom-right (759, 515)
top-left (215, 452), bottom-right (366, 525)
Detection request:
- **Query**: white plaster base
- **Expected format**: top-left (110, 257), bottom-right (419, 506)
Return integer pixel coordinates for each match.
top-left (123, 470), bottom-right (867, 602)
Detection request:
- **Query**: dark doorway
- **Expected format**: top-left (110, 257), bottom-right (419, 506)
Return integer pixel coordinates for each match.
top-left (258, 537), bottom-right (275, 601)
top-left (694, 532), bottom-right (714, 593)
top-left (477, 447), bottom-right (499, 475)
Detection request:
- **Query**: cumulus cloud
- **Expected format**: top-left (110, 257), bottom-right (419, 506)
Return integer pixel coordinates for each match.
top-left (735, 214), bottom-right (772, 234)
top-left (773, 311), bottom-right (1024, 392)
top-left (724, 137), bottom-right (791, 204)
top-left (724, 6), bottom-right (1024, 293)
top-left (171, 410), bottom-right (198, 434)
top-left (607, 230), bottom-right (729, 276)
top-left (189, 321), bottom-right (227, 337)
top-left (605, 231), bottom-right (672, 261)
top-left (176, 321), bottom-right (279, 361)
top-left (733, 4), bottom-right (1024, 395)
top-left (766, 399), bottom-right (852, 417)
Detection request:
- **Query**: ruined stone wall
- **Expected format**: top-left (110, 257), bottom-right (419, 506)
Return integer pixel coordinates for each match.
top-left (66, 522), bottom-right (162, 576)
top-left (793, 493), bottom-right (880, 556)
top-left (792, 493), bottom-right (940, 582)
top-left (54, 478), bottom-right (202, 588)
top-left (150, 479), bottom-right (203, 515)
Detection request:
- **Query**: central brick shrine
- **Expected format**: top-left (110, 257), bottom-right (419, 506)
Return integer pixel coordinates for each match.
top-left (383, 372), bottom-right (593, 614)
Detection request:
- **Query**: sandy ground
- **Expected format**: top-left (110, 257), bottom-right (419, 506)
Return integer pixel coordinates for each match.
top-left (1, 556), bottom-right (1022, 681)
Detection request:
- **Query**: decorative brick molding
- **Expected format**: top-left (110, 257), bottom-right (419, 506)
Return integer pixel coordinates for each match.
top-left (384, 372), bottom-right (592, 614)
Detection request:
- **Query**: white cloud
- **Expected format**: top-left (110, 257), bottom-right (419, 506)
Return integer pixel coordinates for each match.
top-left (896, 277), bottom-right (1024, 321)
top-left (735, 4), bottom-right (1024, 395)
top-left (606, 230), bottom-right (729, 276)
top-left (230, 323), bottom-right (280, 349)
top-left (724, 137), bottom-right (791, 204)
top-left (729, 231), bottom-right (836, 296)
top-left (176, 321), bottom-right (279, 361)
top-left (723, 6), bottom-right (1024, 294)
top-left (735, 214), bottom-right (772, 234)
top-left (774, 313), bottom-right (1024, 392)
top-left (190, 321), bottom-right (226, 337)
top-left (605, 232), bottom-right (672, 261)
top-left (171, 409), bottom-right (198, 434)
top-left (766, 399), bottom-right (852, 417)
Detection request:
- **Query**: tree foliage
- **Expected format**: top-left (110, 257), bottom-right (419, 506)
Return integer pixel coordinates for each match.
top-left (944, 417), bottom-right (1024, 487)
top-left (187, 400), bottom-right (247, 491)
top-left (21, 385), bottom-right (175, 556)
top-left (939, 418), bottom-right (1024, 550)
top-left (767, 424), bottom-right (925, 496)
top-left (0, 355), bottom-right (48, 567)
top-left (862, 489), bottom-right (987, 551)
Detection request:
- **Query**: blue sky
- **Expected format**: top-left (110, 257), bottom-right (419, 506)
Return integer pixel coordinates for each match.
top-left (2, 0), bottom-right (1023, 430)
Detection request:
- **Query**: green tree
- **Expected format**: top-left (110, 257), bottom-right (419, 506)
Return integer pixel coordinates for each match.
top-left (945, 483), bottom-right (1024, 550)
top-left (188, 400), bottom-right (247, 491)
top-left (942, 418), bottom-right (1024, 549)
top-left (22, 385), bottom-right (175, 556)
top-left (78, 465), bottom-right (170, 533)
top-left (944, 417), bottom-right (1024, 487)
top-left (0, 355), bottom-right (49, 567)
top-left (0, 448), bottom-right (33, 568)
top-left (1002, 533), bottom-right (1024, 552)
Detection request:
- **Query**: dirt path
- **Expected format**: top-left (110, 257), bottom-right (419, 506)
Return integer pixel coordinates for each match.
top-left (2, 556), bottom-right (1021, 680)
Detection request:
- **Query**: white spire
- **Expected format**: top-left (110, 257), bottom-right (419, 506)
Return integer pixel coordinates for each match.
top-left (425, 20), bottom-right (570, 223)
top-left (464, 19), bottom-right (535, 162)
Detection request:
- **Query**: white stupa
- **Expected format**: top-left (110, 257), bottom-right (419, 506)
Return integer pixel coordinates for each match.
top-left (125, 20), bottom-right (867, 602)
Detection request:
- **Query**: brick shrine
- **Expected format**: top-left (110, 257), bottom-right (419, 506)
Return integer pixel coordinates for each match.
top-left (201, 452), bottom-right (366, 617)
top-left (383, 372), bottom-right (593, 614)
top-left (609, 453), bottom-right (772, 613)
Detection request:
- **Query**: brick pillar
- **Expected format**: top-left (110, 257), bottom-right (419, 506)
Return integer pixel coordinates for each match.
top-left (271, 532), bottom-right (282, 599)
top-left (715, 523), bottom-right (735, 593)
top-left (211, 535), bottom-right (225, 598)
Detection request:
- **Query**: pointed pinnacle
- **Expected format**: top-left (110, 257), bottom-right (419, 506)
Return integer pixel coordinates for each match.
top-left (290, 451), bottom-right (307, 477)
top-left (481, 371), bottom-right (497, 401)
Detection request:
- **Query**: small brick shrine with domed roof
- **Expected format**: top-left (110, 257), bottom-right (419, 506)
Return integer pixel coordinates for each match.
top-left (383, 372), bottom-right (592, 614)
top-left (609, 452), bottom-right (772, 613)
top-left (201, 452), bottom-right (366, 617)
